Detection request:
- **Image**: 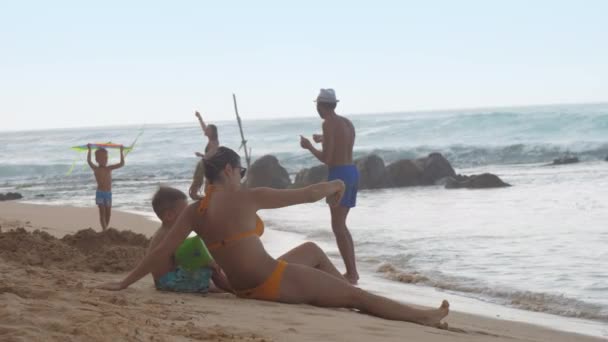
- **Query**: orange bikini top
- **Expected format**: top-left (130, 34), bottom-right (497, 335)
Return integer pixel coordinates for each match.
top-left (198, 185), bottom-right (265, 251)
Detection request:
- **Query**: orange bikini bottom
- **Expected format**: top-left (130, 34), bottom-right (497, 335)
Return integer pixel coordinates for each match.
top-left (234, 260), bottom-right (288, 301)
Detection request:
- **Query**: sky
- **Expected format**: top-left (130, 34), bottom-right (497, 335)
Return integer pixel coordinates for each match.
top-left (1, 0), bottom-right (607, 131)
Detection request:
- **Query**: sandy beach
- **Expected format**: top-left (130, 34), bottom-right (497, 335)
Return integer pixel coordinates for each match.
top-left (0, 202), bottom-right (603, 342)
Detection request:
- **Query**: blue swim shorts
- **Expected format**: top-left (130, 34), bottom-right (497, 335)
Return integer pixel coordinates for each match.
top-left (95, 191), bottom-right (112, 207)
top-left (156, 266), bottom-right (212, 293)
top-left (328, 165), bottom-right (359, 208)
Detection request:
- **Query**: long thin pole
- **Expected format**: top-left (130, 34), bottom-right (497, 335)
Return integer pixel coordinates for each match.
top-left (233, 93), bottom-right (251, 169)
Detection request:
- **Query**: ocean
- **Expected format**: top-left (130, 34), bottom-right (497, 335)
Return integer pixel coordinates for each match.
top-left (1, 103), bottom-right (607, 337)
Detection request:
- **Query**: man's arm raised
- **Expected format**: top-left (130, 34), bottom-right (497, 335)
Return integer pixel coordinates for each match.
top-left (300, 121), bottom-right (334, 164)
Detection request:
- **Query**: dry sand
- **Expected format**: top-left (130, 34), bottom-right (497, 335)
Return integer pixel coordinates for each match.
top-left (0, 201), bottom-right (158, 237)
top-left (0, 202), bottom-right (604, 342)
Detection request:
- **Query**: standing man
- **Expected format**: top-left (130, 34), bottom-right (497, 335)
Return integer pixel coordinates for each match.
top-left (300, 88), bottom-right (359, 284)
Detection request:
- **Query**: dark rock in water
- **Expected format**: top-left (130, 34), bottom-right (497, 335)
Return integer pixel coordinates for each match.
top-left (386, 153), bottom-right (455, 187)
top-left (35, 194), bottom-right (45, 198)
top-left (293, 152), bottom-right (457, 189)
top-left (552, 156), bottom-right (579, 165)
top-left (293, 154), bottom-right (389, 189)
top-left (444, 173), bottom-right (510, 189)
top-left (0, 192), bottom-right (23, 201)
top-left (246, 155), bottom-right (291, 189)
top-left (288, 152), bottom-right (508, 192)
top-left (605, 156), bottom-right (608, 162)
top-left (355, 154), bottom-right (388, 189)
top-left (292, 164), bottom-right (328, 188)
top-left (419, 153), bottom-right (456, 185)
top-left (386, 159), bottom-right (423, 187)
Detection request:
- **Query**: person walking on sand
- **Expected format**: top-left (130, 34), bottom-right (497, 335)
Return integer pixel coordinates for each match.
top-left (190, 111), bottom-right (220, 200)
top-left (300, 88), bottom-right (360, 284)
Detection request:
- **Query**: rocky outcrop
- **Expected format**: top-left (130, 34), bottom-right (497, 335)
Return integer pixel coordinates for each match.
top-left (292, 154), bottom-right (389, 189)
top-left (0, 192), bottom-right (22, 201)
top-left (293, 164), bottom-right (328, 188)
top-left (290, 152), bottom-right (509, 190)
top-left (246, 155), bottom-right (292, 189)
top-left (385, 153), bottom-right (456, 187)
top-left (355, 154), bottom-right (388, 189)
top-left (442, 173), bottom-right (510, 189)
top-left (386, 159), bottom-right (423, 187)
top-left (552, 156), bottom-right (579, 165)
top-left (418, 153), bottom-right (456, 185)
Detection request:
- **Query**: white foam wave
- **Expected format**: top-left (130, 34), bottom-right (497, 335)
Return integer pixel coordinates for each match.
top-left (376, 262), bottom-right (608, 322)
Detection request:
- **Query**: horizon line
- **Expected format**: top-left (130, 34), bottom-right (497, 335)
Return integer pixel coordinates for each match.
top-left (2, 100), bottom-right (607, 133)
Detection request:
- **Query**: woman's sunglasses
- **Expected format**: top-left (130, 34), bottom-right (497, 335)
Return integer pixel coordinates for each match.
top-left (237, 166), bottom-right (247, 178)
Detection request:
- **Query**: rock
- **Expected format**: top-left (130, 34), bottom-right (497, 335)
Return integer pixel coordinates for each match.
top-left (552, 156), bottom-right (579, 165)
top-left (444, 173), bottom-right (510, 189)
top-left (354, 154), bottom-right (388, 189)
top-left (383, 153), bottom-right (456, 188)
top-left (292, 165), bottom-right (328, 188)
top-left (386, 159), bottom-right (423, 187)
top-left (35, 194), bottom-right (45, 198)
top-left (419, 153), bottom-right (456, 185)
top-left (245, 155), bottom-right (292, 189)
top-left (0, 192), bottom-right (23, 201)
top-left (293, 152), bottom-right (456, 189)
top-left (605, 155), bottom-right (608, 162)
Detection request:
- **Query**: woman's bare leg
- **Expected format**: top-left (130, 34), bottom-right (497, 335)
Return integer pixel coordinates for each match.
top-left (279, 264), bottom-right (449, 327)
top-left (278, 242), bottom-right (346, 281)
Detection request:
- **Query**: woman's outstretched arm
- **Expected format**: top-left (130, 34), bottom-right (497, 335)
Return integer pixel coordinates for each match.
top-left (247, 180), bottom-right (344, 210)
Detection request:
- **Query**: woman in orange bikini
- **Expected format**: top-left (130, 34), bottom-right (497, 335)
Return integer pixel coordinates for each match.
top-left (98, 147), bottom-right (449, 327)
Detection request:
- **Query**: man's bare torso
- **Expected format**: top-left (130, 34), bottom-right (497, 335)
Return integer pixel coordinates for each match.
top-left (325, 114), bottom-right (356, 167)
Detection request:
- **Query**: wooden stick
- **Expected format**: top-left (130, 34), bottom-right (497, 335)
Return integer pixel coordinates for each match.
top-left (232, 93), bottom-right (251, 169)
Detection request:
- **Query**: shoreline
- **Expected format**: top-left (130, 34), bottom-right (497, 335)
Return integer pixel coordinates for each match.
top-left (0, 201), bottom-right (606, 341)
top-left (0, 201), bottom-right (159, 238)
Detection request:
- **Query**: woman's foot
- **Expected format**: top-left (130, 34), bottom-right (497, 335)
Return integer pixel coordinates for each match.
top-left (420, 300), bottom-right (450, 328)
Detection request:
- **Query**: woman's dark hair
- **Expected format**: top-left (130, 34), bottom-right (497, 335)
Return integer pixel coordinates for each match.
top-left (207, 124), bottom-right (219, 140)
top-left (204, 146), bottom-right (241, 183)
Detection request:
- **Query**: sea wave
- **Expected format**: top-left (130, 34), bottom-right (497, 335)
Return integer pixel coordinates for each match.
top-left (2, 143), bottom-right (605, 181)
top-left (376, 262), bottom-right (608, 322)
top-left (359, 142), bottom-right (608, 168)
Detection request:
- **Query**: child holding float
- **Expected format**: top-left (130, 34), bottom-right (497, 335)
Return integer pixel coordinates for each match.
top-left (148, 186), bottom-right (231, 293)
